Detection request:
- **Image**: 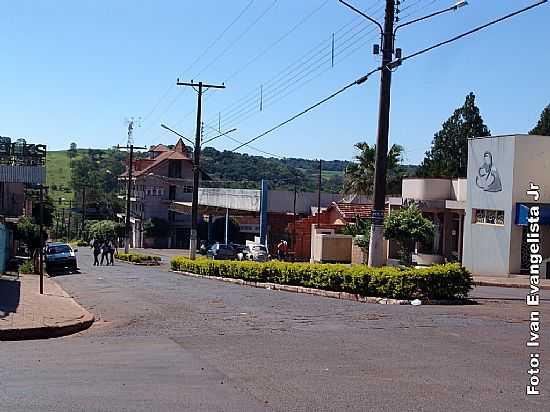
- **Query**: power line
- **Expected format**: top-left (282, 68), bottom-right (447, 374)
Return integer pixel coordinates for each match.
top-left (202, 0), bottom-right (441, 137)
top-left (139, 0), bottom-right (256, 136)
top-left (398, 0), bottom-right (548, 65)
top-left (231, 67), bottom-right (380, 152)
top-left (229, 0), bottom-right (547, 155)
top-left (193, 0), bottom-right (279, 79)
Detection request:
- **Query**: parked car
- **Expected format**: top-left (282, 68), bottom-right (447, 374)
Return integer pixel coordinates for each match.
top-left (45, 242), bottom-right (78, 272)
top-left (238, 244), bottom-right (270, 262)
top-left (207, 243), bottom-right (237, 260)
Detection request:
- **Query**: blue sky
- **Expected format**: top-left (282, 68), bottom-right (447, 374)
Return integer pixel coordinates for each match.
top-left (0, 0), bottom-right (548, 164)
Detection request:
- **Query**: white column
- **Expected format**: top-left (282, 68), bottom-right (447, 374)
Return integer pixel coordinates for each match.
top-left (225, 208), bottom-right (229, 244)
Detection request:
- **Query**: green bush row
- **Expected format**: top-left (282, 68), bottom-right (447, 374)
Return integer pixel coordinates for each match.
top-left (170, 258), bottom-right (473, 300)
top-left (115, 252), bottom-right (161, 264)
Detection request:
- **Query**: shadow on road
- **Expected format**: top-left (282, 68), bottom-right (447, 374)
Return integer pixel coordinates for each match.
top-left (0, 278), bottom-right (21, 318)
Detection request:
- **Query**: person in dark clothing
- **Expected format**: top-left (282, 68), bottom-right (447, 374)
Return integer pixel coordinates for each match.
top-left (100, 240), bottom-right (110, 266)
top-left (92, 239), bottom-right (102, 266)
top-left (107, 239), bottom-right (117, 265)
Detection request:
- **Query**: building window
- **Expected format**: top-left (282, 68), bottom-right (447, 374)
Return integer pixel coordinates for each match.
top-left (473, 209), bottom-right (504, 225)
top-left (168, 160), bottom-right (182, 178)
top-left (169, 185), bottom-right (176, 200)
top-left (183, 185), bottom-right (193, 193)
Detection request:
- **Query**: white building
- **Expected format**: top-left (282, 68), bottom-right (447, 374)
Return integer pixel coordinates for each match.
top-left (392, 134), bottom-right (550, 277)
top-left (462, 134), bottom-right (550, 276)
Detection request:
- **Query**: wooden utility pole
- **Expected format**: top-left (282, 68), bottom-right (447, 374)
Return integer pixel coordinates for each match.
top-left (38, 184), bottom-right (46, 294)
top-left (176, 79), bottom-right (225, 260)
top-left (317, 160), bottom-right (322, 227)
top-left (118, 144), bottom-right (146, 253)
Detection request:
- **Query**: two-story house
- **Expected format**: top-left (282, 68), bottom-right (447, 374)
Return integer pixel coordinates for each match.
top-left (119, 139), bottom-right (195, 248)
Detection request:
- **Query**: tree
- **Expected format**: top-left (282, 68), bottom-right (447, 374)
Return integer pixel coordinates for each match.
top-left (31, 195), bottom-right (55, 228)
top-left (417, 92), bottom-right (490, 177)
top-left (383, 204), bottom-right (434, 266)
top-left (68, 142), bottom-right (78, 159)
top-left (88, 220), bottom-right (124, 241)
top-left (15, 216), bottom-right (46, 271)
top-left (342, 217), bottom-right (371, 260)
top-left (530, 104), bottom-right (550, 136)
top-left (70, 148), bottom-right (126, 216)
top-left (343, 142), bottom-right (405, 197)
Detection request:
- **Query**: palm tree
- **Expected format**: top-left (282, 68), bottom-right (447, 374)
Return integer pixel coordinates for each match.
top-left (343, 142), bottom-right (405, 197)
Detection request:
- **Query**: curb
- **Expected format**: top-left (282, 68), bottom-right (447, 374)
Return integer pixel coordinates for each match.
top-left (474, 280), bottom-right (550, 290)
top-left (115, 258), bottom-right (161, 266)
top-left (174, 270), bottom-right (413, 305)
top-left (0, 277), bottom-right (95, 341)
top-left (0, 313), bottom-right (95, 341)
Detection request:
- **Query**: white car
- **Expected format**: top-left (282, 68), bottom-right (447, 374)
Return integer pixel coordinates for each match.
top-left (238, 244), bottom-right (270, 262)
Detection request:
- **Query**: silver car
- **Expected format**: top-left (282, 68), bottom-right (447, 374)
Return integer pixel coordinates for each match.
top-left (238, 244), bottom-right (269, 262)
top-left (45, 242), bottom-right (78, 272)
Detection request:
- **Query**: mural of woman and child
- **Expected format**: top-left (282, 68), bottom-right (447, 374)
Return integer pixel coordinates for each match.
top-left (475, 151), bottom-right (502, 193)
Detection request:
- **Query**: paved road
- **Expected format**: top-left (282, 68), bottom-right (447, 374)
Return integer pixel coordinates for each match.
top-left (0, 249), bottom-right (547, 411)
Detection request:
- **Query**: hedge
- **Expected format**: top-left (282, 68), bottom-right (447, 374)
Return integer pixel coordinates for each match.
top-left (115, 252), bottom-right (161, 264)
top-left (170, 258), bottom-right (473, 300)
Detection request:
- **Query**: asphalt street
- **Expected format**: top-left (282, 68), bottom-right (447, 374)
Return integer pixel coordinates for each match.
top-left (0, 248), bottom-right (547, 411)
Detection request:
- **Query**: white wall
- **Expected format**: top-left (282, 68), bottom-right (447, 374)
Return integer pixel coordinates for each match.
top-left (402, 178), bottom-right (452, 201)
top-left (463, 136), bottom-right (516, 276)
top-left (509, 135), bottom-right (550, 273)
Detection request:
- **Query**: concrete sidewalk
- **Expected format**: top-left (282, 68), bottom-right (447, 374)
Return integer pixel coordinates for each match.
top-left (0, 274), bottom-right (94, 340)
top-left (473, 274), bottom-right (550, 290)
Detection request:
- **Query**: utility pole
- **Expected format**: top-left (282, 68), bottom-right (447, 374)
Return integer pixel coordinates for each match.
top-left (368, 0), bottom-right (395, 267)
top-left (38, 184), bottom-right (46, 295)
top-left (81, 186), bottom-right (87, 239)
top-left (338, 0), bottom-right (472, 266)
top-left (176, 79), bottom-right (225, 260)
top-left (317, 159), bottom-right (322, 227)
top-left (118, 144), bottom-right (146, 253)
top-left (67, 200), bottom-right (72, 240)
top-left (292, 176), bottom-right (297, 258)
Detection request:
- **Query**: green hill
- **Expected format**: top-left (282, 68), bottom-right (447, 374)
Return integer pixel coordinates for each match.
top-left (45, 147), bottom-right (418, 200)
top-left (46, 150), bottom-right (76, 203)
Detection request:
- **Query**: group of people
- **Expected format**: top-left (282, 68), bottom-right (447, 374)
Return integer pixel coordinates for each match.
top-left (91, 238), bottom-right (117, 266)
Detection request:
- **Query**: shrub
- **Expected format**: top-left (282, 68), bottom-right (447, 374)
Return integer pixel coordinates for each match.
top-left (170, 258), bottom-right (472, 301)
top-left (115, 252), bottom-right (161, 264)
top-left (19, 261), bottom-right (34, 274)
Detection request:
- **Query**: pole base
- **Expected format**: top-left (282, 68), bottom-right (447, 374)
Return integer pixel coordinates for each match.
top-left (368, 224), bottom-right (386, 267)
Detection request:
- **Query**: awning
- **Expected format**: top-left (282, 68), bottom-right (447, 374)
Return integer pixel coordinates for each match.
top-left (515, 203), bottom-right (550, 225)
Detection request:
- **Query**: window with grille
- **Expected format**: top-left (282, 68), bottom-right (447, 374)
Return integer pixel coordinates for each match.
top-left (472, 209), bottom-right (504, 225)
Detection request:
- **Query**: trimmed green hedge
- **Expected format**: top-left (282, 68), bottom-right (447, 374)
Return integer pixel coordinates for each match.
top-left (115, 252), bottom-right (161, 264)
top-left (170, 258), bottom-right (473, 300)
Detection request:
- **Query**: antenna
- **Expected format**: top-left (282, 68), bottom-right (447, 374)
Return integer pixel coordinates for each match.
top-left (125, 116), bottom-right (142, 146)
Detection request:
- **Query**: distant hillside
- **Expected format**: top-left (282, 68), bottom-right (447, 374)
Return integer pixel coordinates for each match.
top-left (46, 147), bottom-right (419, 200)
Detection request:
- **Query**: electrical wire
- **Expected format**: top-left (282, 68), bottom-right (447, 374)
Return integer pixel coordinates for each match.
top-left (231, 67), bottom-right (380, 152)
top-left (139, 0), bottom-right (257, 137)
top-left (228, 0), bottom-right (547, 155)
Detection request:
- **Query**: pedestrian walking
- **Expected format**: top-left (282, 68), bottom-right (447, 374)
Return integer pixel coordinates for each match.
top-left (92, 239), bottom-right (102, 266)
top-left (107, 239), bottom-right (117, 265)
top-left (100, 239), bottom-right (110, 266)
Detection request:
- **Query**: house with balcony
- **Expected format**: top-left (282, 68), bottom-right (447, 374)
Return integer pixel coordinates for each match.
top-left (118, 139), bottom-right (195, 248)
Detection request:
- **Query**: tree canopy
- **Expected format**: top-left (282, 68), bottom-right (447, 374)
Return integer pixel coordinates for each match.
top-left (417, 92), bottom-right (490, 178)
top-left (384, 204), bottom-right (434, 266)
top-left (343, 142), bottom-right (405, 197)
top-left (88, 220), bottom-right (124, 241)
top-left (70, 148), bottom-right (126, 216)
top-left (530, 104), bottom-right (550, 136)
